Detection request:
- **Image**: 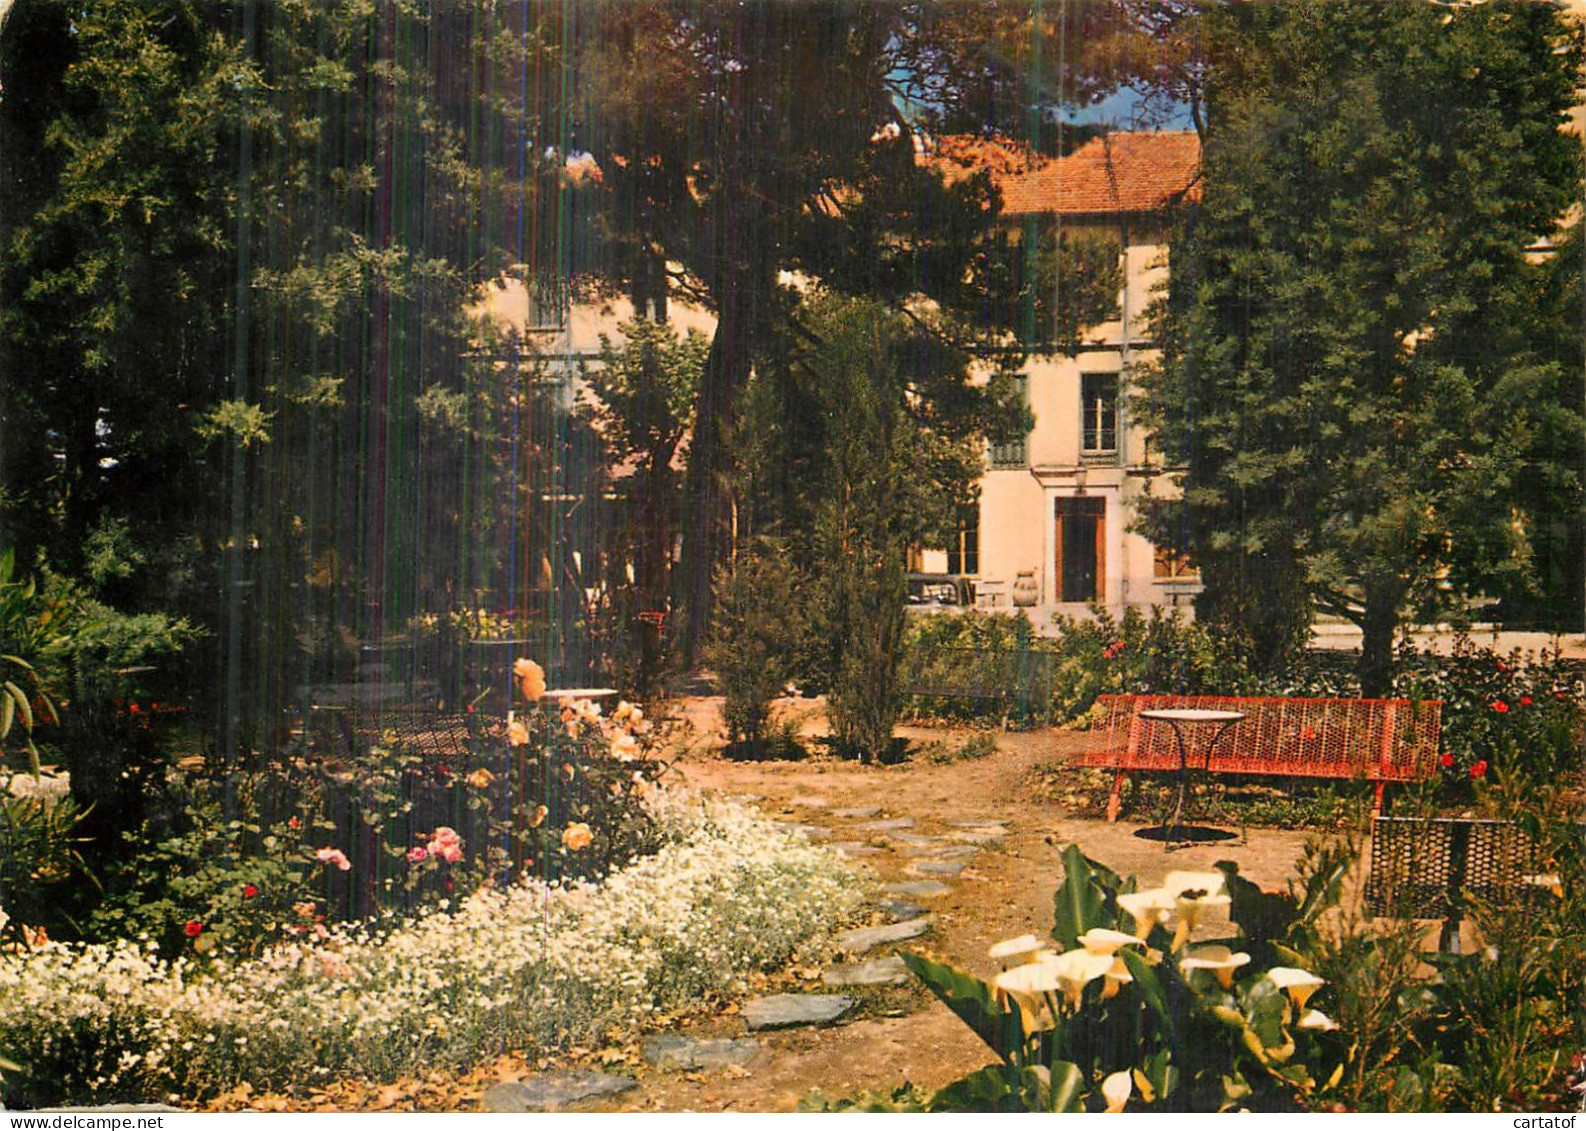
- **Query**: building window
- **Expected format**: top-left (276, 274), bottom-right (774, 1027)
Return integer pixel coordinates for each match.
top-left (947, 504), bottom-right (979, 576)
top-left (990, 375), bottom-right (1029, 468)
top-left (1081, 373), bottom-right (1118, 454)
top-left (1153, 544), bottom-right (1199, 581)
top-left (1055, 497), bottom-right (1105, 603)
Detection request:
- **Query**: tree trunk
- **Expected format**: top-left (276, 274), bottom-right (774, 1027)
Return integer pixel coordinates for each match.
top-left (675, 281), bottom-right (763, 668)
top-left (1357, 585), bottom-right (1403, 698)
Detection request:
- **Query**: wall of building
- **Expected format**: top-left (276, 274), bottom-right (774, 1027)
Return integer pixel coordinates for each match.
top-left (973, 233), bottom-right (1201, 630)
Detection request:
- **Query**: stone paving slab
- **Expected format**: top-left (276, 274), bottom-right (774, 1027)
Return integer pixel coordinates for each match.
top-left (948, 819), bottom-right (1008, 830)
top-left (822, 954), bottom-right (910, 987)
top-left (788, 796), bottom-right (831, 809)
top-left (946, 829), bottom-right (1006, 845)
top-left (888, 832), bottom-right (940, 847)
top-left (642, 1035), bottom-right (762, 1071)
top-left (834, 916), bottom-right (931, 952)
top-left (787, 824), bottom-right (832, 839)
top-left (884, 880), bottom-right (952, 898)
top-left (912, 859), bottom-right (969, 877)
top-left (878, 897), bottom-right (929, 921)
top-left (742, 994), bottom-right (854, 1031)
top-left (858, 817), bottom-right (916, 831)
top-left (830, 806), bottom-right (882, 818)
top-left (830, 841), bottom-right (883, 856)
top-left (481, 1071), bottom-right (637, 1112)
top-left (900, 843), bottom-right (977, 859)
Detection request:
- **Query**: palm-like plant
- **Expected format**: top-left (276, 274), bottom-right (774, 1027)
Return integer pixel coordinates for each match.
top-left (0, 549), bottom-right (65, 777)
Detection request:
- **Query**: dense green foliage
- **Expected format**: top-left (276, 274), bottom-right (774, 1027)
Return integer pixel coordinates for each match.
top-left (708, 543), bottom-right (808, 754)
top-left (1138, 0), bottom-right (1585, 691)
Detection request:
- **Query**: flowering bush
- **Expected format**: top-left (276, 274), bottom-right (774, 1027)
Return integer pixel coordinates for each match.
top-left (1391, 637), bottom-right (1583, 786)
top-left (0, 769), bottom-right (94, 945)
top-left (85, 660), bottom-right (671, 954)
top-left (0, 791), bottom-right (866, 1107)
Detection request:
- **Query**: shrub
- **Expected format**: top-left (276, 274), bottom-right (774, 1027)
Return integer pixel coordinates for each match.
top-left (0, 791), bottom-right (867, 1107)
top-left (87, 662), bottom-right (669, 955)
top-left (708, 544), bottom-right (808, 753)
top-left (1389, 636), bottom-right (1584, 787)
top-left (0, 772), bottom-right (93, 942)
top-left (899, 612), bottom-right (1055, 728)
top-left (1048, 606), bottom-right (1267, 721)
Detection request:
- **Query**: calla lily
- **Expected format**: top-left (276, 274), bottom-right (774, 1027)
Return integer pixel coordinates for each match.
top-left (1101, 1070), bottom-right (1133, 1113)
top-left (1296, 1008), bottom-right (1338, 1031)
top-left (988, 934), bottom-right (1046, 965)
top-left (1266, 966), bottom-right (1327, 1011)
top-left (1041, 947), bottom-right (1117, 1007)
top-left (1100, 956), bottom-right (1134, 1000)
top-left (1523, 873), bottom-right (1564, 899)
top-left (1178, 944), bottom-right (1251, 989)
top-left (1163, 870), bottom-right (1227, 899)
top-left (993, 957), bottom-right (1063, 1033)
top-left (1078, 927), bottom-right (1147, 956)
top-left (1168, 881), bottom-right (1231, 949)
top-left (1117, 887), bottom-right (1176, 931)
top-left (994, 958), bottom-right (1064, 996)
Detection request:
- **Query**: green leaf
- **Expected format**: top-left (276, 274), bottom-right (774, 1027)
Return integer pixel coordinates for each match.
top-left (1246, 987), bottom-right (1290, 1051)
top-left (3, 682), bottom-right (32, 730)
top-left (1051, 843), bottom-right (1113, 950)
top-left (1137, 1048), bottom-right (1176, 1104)
top-left (1120, 946), bottom-right (1171, 1025)
top-left (900, 951), bottom-right (1022, 1059)
top-left (1389, 1065), bottom-right (1427, 1110)
top-left (0, 690), bottom-right (13, 740)
top-left (926, 1064), bottom-right (1015, 1111)
top-left (1045, 1059), bottom-right (1085, 1112)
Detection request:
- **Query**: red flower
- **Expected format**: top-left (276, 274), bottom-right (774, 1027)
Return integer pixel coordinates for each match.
top-left (288, 815), bottom-right (301, 830)
top-left (129, 702), bottom-right (142, 715)
top-left (1439, 752), bottom-right (1454, 769)
top-left (184, 920), bottom-right (204, 937)
top-left (1519, 696), bottom-right (1532, 707)
top-left (1470, 760), bottom-right (1489, 779)
top-left (243, 884), bottom-right (259, 899)
top-left (1491, 700), bottom-right (1509, 714)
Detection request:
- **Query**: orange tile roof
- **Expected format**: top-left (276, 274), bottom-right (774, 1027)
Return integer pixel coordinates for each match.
top-left (992, 131), bottom-right (1201, 217)
top-left (927, 134), bottom-right (1046, 187)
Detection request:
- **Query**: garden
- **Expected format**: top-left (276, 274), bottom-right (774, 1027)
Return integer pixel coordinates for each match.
top-left (2, 556), bottom-right (1582, 1112)
top-left (3, 0), bottom-right (1585, 1116)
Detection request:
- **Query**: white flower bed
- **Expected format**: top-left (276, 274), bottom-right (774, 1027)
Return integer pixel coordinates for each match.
top-left (0, 792), bottom-right (867, 1104)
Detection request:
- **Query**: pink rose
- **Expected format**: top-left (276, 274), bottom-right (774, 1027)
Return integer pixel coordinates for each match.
top-left (407, 846), bottom-right (429, 863)
top-left (426, 826), bottom-right (464, 864)
top-left (315, 846), bottom-right (352, 871)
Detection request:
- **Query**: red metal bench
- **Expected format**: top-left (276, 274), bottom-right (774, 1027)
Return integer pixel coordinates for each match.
top-left (1076, 693), bottom-right (1443, 821)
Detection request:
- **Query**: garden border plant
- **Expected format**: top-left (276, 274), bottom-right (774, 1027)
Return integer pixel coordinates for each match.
top-left (0, 790), bottom-right (868, 1108)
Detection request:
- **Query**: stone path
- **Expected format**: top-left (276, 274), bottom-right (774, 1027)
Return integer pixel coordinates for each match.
top-left (531, 801), bottom-right (1013, 1111)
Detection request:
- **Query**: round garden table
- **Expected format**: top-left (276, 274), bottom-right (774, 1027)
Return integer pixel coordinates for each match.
top-left (1137, 707), bottom-right (1246, 848)
top-left (541, 687), bottom-right (620, 704)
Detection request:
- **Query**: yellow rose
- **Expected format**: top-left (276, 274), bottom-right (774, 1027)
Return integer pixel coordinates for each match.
top-left (528, 804), bottom-right (548, 828)
top-left (507, 720), bottom-right (530, 747)
top-left (514, 658), bottom-right (546, 702)
top-left (562, 822), bottom-right (593, 851)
